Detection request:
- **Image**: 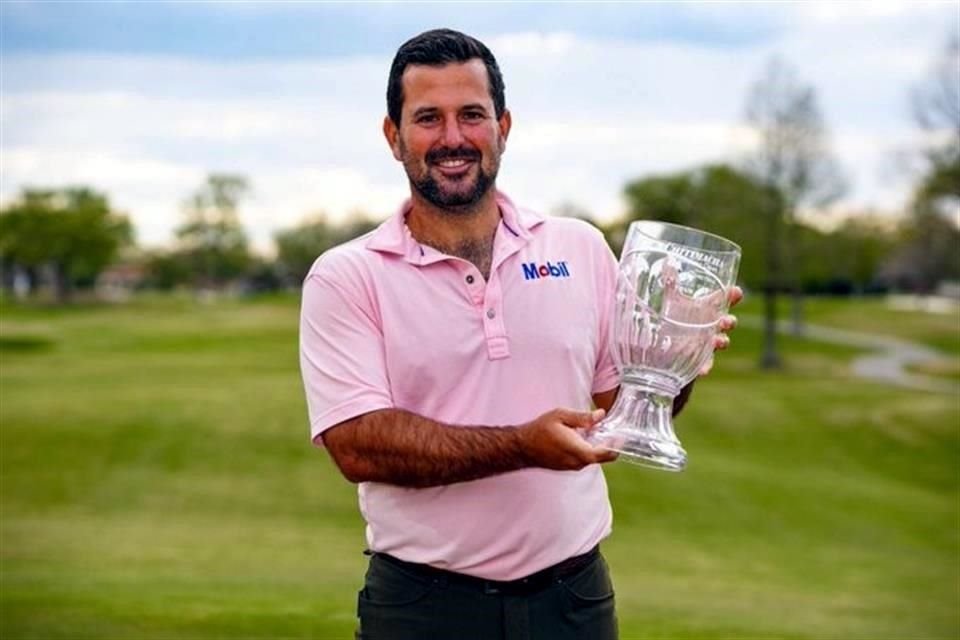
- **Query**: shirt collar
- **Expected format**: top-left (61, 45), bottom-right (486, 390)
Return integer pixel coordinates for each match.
top-left (365, 190), bottom-right (544, 263)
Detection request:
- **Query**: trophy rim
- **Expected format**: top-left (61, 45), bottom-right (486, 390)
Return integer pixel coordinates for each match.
top-left (627, 220), bottom-right (742, 256)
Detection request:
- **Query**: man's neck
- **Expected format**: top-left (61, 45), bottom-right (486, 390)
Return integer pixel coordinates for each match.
top-left (405, 190), bottom-right (500, 280)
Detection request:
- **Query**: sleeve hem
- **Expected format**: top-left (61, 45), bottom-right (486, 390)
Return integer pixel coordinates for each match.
top-left (310, 398), bottom-right (394, 447)
top-left (590, 371), bottom-right (621, 396)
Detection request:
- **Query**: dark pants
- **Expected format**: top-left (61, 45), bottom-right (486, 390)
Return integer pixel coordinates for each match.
top-left (355, 548), bottom-right (618, 640)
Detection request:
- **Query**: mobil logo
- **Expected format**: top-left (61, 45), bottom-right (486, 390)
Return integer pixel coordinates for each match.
top-left (521, 260), bottom-right (571, 280)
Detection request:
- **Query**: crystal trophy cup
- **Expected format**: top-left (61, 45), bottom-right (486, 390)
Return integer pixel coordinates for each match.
top-left (589, 221), bottom-right (741, 471)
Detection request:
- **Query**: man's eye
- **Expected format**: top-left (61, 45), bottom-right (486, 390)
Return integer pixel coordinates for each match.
top-left (462, 112), bottom-right (484, 120)
top-left (416, 114), bottom-right (439, 124)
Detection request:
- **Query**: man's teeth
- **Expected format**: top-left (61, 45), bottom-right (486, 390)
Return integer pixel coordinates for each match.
top-left (438, 159), bottom-right (470, 167)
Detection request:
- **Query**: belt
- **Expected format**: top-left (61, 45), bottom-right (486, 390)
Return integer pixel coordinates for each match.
top-left (371, 546), bottom-right (600, 596)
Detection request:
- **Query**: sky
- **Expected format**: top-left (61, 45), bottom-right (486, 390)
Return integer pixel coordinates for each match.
top-left (1, 1), bottom-right (957, 253)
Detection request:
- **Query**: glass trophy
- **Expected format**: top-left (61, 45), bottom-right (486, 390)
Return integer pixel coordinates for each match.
top-left (589, 221), bottom-right (741, 471)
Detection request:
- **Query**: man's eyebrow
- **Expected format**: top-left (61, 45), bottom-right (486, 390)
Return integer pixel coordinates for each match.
top-left (410, 104), bottom-right (489, 118)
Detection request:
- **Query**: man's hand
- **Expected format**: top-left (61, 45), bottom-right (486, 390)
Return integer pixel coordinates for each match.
top-left (519, 408), bottom-right (618, 470)
top-left (702, 285), bottom-right (743, 375)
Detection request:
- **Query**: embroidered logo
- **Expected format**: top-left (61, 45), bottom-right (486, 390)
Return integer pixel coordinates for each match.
top-left (521, 261), bottom-right (571, 280)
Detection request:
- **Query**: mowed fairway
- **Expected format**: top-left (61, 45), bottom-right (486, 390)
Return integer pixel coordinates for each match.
top-left (1, 294), bottom-right (958, 639)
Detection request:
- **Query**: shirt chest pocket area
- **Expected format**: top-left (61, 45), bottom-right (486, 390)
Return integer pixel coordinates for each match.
top-left (379, 297), bottom-right (483, 404)
top-left (507, 274), bottom-right (599, 369)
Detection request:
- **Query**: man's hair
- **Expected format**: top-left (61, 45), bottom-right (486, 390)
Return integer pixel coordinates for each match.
top-left (387, 28), bottom-right (506, 126)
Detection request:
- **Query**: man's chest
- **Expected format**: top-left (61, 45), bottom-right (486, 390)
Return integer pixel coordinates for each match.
top-left (373, 252), bottom-right (601, 408)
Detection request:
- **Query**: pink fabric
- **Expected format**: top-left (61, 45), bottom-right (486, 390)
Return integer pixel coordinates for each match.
top-left (300, 191), bottom-right (620, 581)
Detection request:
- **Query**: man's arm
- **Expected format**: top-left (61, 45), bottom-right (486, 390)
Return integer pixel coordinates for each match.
top-left (321, 407), bottom-right (616, 488)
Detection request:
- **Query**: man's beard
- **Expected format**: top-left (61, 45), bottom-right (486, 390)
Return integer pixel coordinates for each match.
top-left (405, 146), bottom-right (499, 212)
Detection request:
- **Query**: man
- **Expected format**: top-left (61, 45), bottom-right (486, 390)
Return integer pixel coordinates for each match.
top-left (300, 28), bottom-right (739, 640)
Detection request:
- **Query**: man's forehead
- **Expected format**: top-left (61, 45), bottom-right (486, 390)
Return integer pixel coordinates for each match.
top-left (401, 59), bottom-right (492, 107)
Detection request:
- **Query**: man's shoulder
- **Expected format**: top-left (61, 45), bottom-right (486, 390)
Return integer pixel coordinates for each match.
top-left (304, 227), bottom-right (383, 284)
top-left (530, 213), bottom-right (608, 247)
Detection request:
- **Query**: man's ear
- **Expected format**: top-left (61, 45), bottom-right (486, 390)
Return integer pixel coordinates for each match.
top-left (497, 109), bottom-right (512, 152)
top-left (383, 116), bottom-right (402, 161)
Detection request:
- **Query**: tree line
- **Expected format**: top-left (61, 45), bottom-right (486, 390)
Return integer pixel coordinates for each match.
top-left (2, 41), bottom-right (957, 365)
top-left (0, 173), bottom-right (385, 303)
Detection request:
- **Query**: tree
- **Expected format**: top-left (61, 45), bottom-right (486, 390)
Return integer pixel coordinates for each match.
top-left (878, 33), bottom-right (960, 294)
top-left (879, 203), bottom-right (960, 292)
top-left (824, 216), bottom-right (897, 294)
top-left (742, 56), bottom-right (845, 367)
top-left (620, 163), bottom-right (770, 287)
top-left (911, 33), bottom-right (960, 206)
top-left (141, 250), bottom-right (192, 291)
top-left (0, 188), bottom-right (133, 303)
top-left (274, 213), bottom-right (378, 284)
top-left (175, 174), bottom-right (251, 289)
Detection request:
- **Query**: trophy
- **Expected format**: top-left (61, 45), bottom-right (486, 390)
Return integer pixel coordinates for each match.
top-left (589, 221), bottom-right (741, 471)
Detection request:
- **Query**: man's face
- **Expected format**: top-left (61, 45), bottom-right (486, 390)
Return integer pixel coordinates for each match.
top-left (384, 59), bottom-right (511, 211)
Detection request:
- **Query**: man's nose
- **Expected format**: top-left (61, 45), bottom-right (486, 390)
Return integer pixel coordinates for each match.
top-left (440, 116), bottom-right (465, 147)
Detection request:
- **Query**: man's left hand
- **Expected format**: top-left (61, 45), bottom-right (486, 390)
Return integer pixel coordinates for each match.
top-left (700, 285), bottom-right (743, 376)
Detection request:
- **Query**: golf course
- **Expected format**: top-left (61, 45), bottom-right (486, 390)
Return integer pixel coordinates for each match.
top-left (1, 293), bottom-right (957, 639)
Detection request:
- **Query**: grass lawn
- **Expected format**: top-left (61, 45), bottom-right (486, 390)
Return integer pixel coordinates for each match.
top-left (736, 294), bottom-right (960, 356)
top-left (1, 293), bottom-right (958, 639)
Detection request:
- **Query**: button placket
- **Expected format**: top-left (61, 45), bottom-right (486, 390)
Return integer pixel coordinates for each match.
top-left (453, 261), bottom-right (483, 305)
top-left (482, 272), bottom-right (510, 359)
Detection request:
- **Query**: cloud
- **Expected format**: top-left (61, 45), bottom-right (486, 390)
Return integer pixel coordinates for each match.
top-left (1, 3), bottom-right (953, 253)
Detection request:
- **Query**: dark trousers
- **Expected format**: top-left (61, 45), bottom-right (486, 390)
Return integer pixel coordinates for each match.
top-left (355, 547), bottom-right (618, 640)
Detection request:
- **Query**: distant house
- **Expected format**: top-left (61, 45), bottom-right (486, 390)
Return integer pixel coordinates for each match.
top-left (96, 263), bottom-right (146, 301)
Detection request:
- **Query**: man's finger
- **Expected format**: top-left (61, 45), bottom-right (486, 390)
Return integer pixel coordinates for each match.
top-left (592, 447), bottom-right (620, 464)
top-left (719, 314), bottom-right (738, 332)
top-left (728, 286), bottom-right (744, 308)
top-left (700, 357), bottom-right (715, 376)
top-left (559, 408), bottom-right (605, 430)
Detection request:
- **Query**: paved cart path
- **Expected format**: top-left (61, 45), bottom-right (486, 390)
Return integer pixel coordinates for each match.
top-left (739, 315), bottom-right (960, 395)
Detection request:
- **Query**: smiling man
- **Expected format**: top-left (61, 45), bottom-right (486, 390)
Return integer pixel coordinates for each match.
top-left (384, 46), bottom-right (511, 281)
top-left (390, 58), bottom-right (501, 208)
top-left (299, 28), bottom-right (737, 640)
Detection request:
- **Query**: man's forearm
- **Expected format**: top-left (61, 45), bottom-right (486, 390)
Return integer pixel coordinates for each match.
top-left (322, 409), bottom-right (531, 488)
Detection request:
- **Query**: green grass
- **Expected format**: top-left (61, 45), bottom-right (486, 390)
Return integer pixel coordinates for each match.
top-left (736, 294), bottom-right (960, 356)
top-left (906, 359), bottom-right (960, 381)
top-left (2, 294), bottom-right (958, 639)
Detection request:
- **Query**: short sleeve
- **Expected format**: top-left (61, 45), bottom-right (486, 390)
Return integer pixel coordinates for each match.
top-left (299, 259), bottom-right (393, 446)
top-left (591, 237), bottom-right (621, 395)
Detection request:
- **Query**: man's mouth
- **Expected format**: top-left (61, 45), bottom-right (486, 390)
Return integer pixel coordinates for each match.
top-left (427, 148), bottom-right (481, 177)
top-left (431, 156), bottom-right (477, 177)
top-left (436, 158), bottom-right (472, 169)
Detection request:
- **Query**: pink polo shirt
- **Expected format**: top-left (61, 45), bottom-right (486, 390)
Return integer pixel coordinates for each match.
top-left (299, 191), bottom-right (620, 581)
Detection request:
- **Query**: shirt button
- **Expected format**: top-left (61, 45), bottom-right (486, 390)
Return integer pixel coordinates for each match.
top-left (486, 309), bottom-right (496, 319)
top-left (466, 275), bottom-right (475, 284)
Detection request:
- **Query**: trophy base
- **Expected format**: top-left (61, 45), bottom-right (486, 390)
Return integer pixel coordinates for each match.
top-left (588, 373), bottom-right (688, 471)
top-left (596, 434), bottom-right (687, 471)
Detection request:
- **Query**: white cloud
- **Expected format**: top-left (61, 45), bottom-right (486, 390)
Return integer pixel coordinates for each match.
top-left (244, 167), bottom-right (408, 252)
top-left (1, 147), bottom-right (204, 202)
top-left (1, 4), bottom-right (952, 253)
top-left (488, 32), bottom-right (579, 57)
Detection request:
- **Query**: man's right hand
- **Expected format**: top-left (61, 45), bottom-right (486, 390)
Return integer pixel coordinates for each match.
top-left (520, 408), bottom-right (618, 471)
